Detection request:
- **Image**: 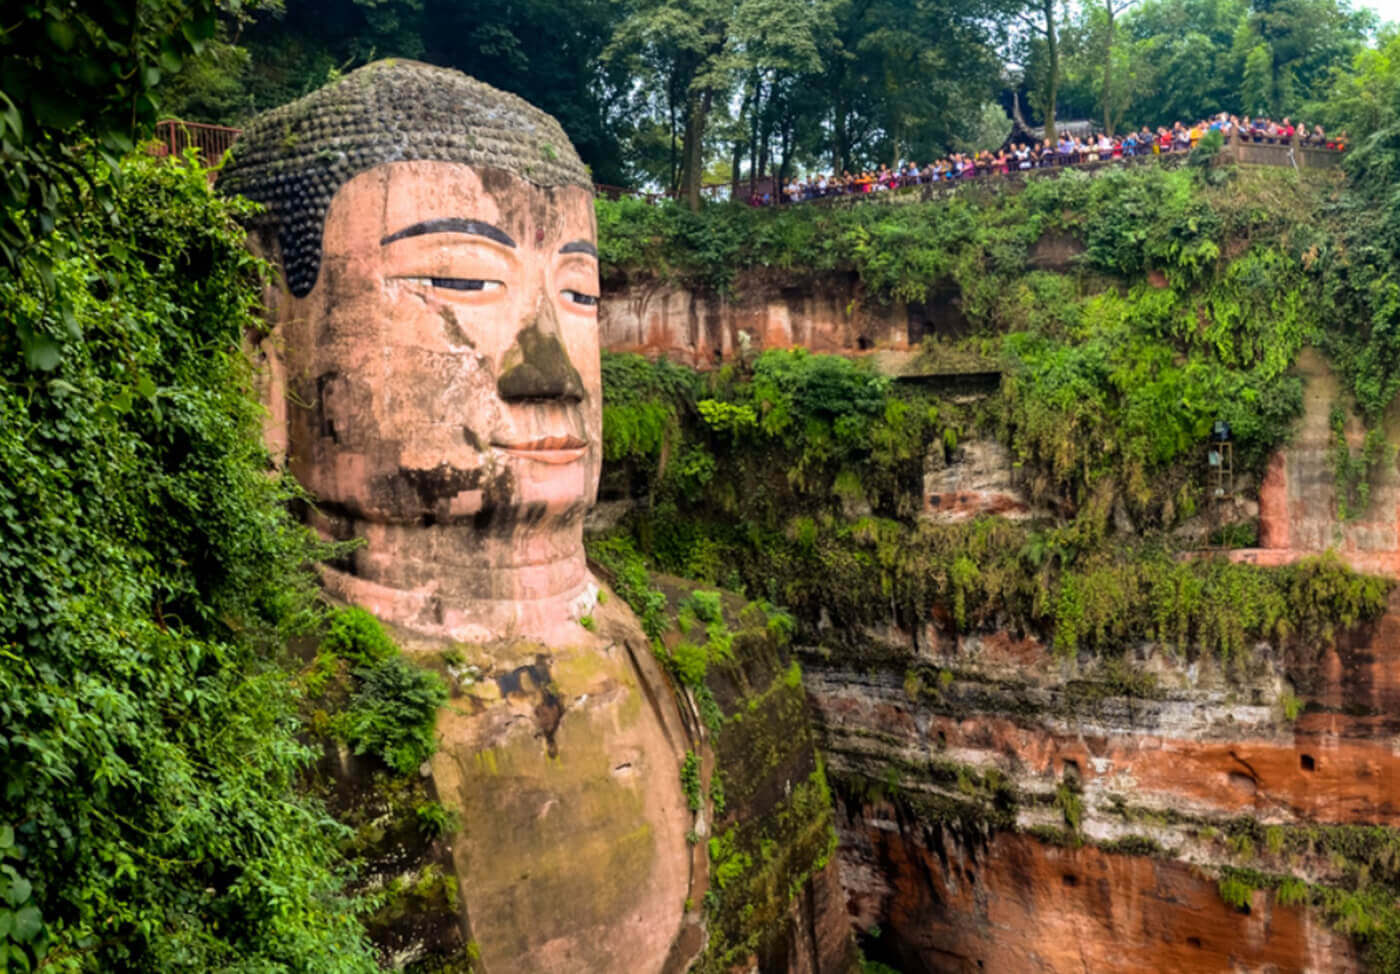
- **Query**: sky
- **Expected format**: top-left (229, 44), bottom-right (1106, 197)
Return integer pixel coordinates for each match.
top-left (1362, 0), bottom-right (1400, 26)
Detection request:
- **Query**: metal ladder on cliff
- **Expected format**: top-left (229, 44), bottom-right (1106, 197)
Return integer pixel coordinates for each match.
top-left (1208, 422), bottom-right (1234, 548)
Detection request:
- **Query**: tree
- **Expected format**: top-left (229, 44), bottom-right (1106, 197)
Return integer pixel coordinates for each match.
top-left (1315, 23), bottom-right (1400, 138)
top-left (422, 0), bottom-right (634, 185)
top-left (1099, 0), bottom-right (1142, 134)
top-left (728, 0), bottom-right (826, 195)
top-left (0, 0), bottom-right (224, 281)
top-left (608, 0), bottom-right (736, 208)
top-left (1119, 0), bottom-right (1248, 123)
top-left (1021, 0), bottom-right (1063, 142)
top-left (813, 0), bottom-right (1014, 172)
top-left (1234, 0), bottom-right (1374, 117)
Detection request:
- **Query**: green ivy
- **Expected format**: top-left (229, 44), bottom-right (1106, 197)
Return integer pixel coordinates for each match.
top-left (680, 751), bottom-right (703, 812)
top-left (0, 153), bottom-right (376, 970)
top-left (1329, 404), bottom-right (1395, 521)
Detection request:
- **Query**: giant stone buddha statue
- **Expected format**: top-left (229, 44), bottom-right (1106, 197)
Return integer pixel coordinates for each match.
top-left (222, 60), bottom-right (697, 972)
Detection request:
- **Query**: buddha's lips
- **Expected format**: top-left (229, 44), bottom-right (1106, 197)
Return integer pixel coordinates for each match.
top-left (493, 436), bottom-right (588, 464)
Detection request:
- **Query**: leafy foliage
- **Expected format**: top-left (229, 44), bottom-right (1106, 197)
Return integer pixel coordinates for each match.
top-left (1328, 405), bottom-right (1395, 521)
top-left (0, 154), bottom-right (377, 969)
top-left (601, 165), bottom-right (1340, 532)
top-left (323, 606), bottom-right (399, 667)
top-left (681, 751), bottom-right (704, 812)
top-left (586, 534), bottom-right (670, 638)
top-left (337, 657), bottom-right (447, 776)
top-left (596, 164), bottom-right (1394, 665)
top-left (0, 0), bottom-right (225, 267)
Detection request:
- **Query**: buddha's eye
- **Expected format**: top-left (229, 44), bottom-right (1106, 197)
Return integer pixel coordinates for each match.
top-left (432, 278), bottom-right (502, 292)
top-left (398, 276), bottom-right (503, 293)
top-left (561, 289), bottom-right (598, 308)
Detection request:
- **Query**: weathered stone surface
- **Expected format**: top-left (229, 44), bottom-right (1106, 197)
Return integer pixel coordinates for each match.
top-left (241, 63), bottom-right (705, 972)
top-left (841, 813), bottom-right (1359, 974)
top-left (223, 60), bottom-right (590, 296)
top-left (923, 439), bottom-right (1032, 522)
top-left (600, 273), bottom-right (909, 367)
top-left (258, 155), bottom-right (606, 645)
top-left (1026, 230), bottom-right (1086, 272)
top-left (775, 859), bottom-right (859, 974)
top-left (800, 580), bottom-right (1400, 969)
top-left (1234, 348), bottom-right (1400, 574)
top-left (411, 596), bottom-right (698, 974)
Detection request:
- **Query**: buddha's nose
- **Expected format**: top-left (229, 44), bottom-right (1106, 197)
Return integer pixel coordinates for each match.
top-left (496, 289), bottom-right (586, 403)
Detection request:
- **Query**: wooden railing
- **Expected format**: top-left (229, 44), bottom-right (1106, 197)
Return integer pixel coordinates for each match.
top-left (152, 119), bottom-right (242, 161)
top-left (151, 119), bottom-right (1343, 202)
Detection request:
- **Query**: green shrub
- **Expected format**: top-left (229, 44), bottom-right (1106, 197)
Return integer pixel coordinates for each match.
top-left (1055, 780), bottom-right (1084, 834)
top-left (710, 770), bottom-right (727, 816)
top-left (681, 752), bottom-right (703, 812)
top-left (1219, 875), bottom-right (1256, 910)
top-left (338, 657), bottom-right (448, 775)
top-left (1100, 835), bottom-right (1167, 857)
top-left (587, 534), bottom-right (669, 638)
top-left (415, 801), bottom-right (460, 838)
top-left (681, 590), bottom-right (724, 625)
top-left (672, 642), bottom-right (710, 688)
top-left (1276, 876), bottom-right (1311, 907)
top-left (324, 606), bottom-right (398, 666)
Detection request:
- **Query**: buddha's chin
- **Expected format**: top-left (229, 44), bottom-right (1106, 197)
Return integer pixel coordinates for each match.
top-left (320, 549), bottom-right (596, 646)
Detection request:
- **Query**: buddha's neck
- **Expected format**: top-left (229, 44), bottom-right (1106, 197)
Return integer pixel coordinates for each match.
top-left (316, 516), bottom-right (597, 645)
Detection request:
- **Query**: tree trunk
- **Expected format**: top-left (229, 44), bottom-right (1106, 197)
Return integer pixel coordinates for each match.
top-left (778, 105), bottom-right (794, 189)
top-left (667, 81), bottom-right (679, 195)
top-left (1043, 0), bottom-right (1059, 145)
top-left (1101, 1), bottom-right (1115, 136)
top-left (681, 87), bottom-right (712, 211)
top-left (750, 75), bottom-right (763, 196)
top-left (758, 101), bottom-right (770, 184)
top-left (731, 136), bottom-right (744, 201)
top-left (734, 83), bottom-right (753, 200)
top-left (832, 104), bottom-right (844, 173)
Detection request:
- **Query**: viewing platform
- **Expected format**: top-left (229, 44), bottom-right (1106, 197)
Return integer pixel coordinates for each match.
top-left (153, 119), bottom-right (1344, 204)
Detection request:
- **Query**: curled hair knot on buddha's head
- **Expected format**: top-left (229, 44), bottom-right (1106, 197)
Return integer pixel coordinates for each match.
top-left (219, 59), bottom-right (591, 297)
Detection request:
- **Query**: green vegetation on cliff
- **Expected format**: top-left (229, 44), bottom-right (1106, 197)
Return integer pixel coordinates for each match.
top-left (596, 161), bottom-right (1394, 667)
top-left (597, 156), bottom-right (1400, 969)
top-left (595, 340), bottom-right (1388, 662)
top-left (0, 154), bottom-right (382, 971)
top-left (600, 164), bottom-right (1340, 526)
top-left (585, 545), bottom-right (844, 971)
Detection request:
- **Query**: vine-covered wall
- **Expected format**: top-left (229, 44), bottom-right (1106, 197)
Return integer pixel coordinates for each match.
top-left (593, 156), bottom-right (1400, 971)
top-left (0, 154), bottom-right (456, 971)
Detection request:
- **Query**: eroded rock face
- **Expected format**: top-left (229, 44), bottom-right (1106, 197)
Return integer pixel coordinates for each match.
top-left (841, 815), bottom-right (1358, 974)
top-left (600, 273), bottom-right (910, 366)
top-left (800, 589), bottom-right (1400, 971)
top-left (265, 157), bottom-right (604, 646)
top-left (407, 599), bottom-right (696, 973)
top-left (228, 62), bottom-right (697, 973)
top-left (1234, 348), bottom-right (1400, 575)
top-left (923, 440), bottom-right (1032, 522)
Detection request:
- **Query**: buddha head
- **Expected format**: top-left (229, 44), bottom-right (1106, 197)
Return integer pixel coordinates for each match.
top-left (223, 61), bottom-right (601, 642)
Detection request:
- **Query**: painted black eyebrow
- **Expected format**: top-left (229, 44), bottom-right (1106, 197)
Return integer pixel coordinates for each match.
top-left (380, 218), bottom-right (516, 248)
top-left (559, 239), bottom-right (598, 257)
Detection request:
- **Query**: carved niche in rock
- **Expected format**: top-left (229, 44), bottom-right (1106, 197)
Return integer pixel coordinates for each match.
top-left (224, 61), bottom-right (696, 973)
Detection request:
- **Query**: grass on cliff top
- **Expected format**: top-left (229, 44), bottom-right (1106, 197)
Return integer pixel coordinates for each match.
top-left (599, 161), bottom-right (1334, 540)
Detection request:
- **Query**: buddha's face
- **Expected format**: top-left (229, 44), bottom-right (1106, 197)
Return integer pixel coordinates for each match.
top-left (280, 160), bottom-right (601, 539)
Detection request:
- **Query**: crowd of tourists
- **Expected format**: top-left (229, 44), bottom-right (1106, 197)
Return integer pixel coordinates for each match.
top-left (753, 114), bottom-right (1346, 206)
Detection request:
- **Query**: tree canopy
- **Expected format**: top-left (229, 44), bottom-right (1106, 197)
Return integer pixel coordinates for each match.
top-left (152, 0), bottom-right (1386, 208)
